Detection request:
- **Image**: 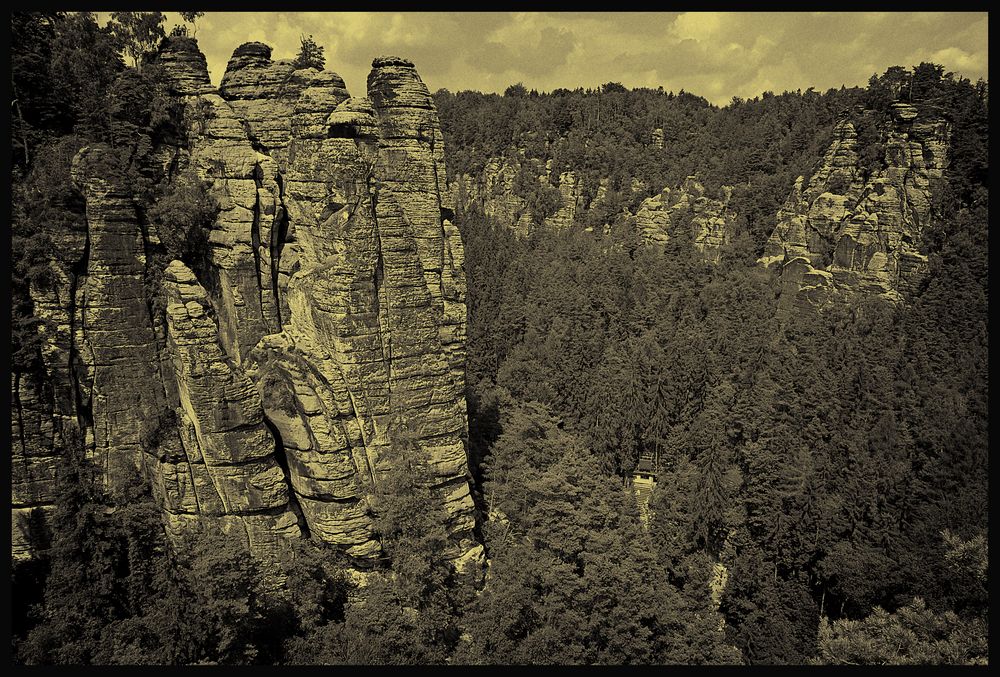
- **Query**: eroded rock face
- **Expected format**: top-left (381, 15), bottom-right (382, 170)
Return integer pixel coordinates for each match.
top-left (450, 158), bottom-right (606, 236)
top-left (450, 156), bottom-right (535, 236)
top-left (152, 36), bottom-right (214, 96)
top-left (13, 37), bottom-right (482, 571)
top-left (759, 108), bottom-right (950, 311)
top-left (71, 148), bottom-right (167, 486)
top-left (635, 177), bottom-right (734, 262)
top-left (155, 260), bottom-right (301, 561)
top-left (544, 170), bottom-right (584, 231)
top-left (11, 372), bottom-right (64, 561)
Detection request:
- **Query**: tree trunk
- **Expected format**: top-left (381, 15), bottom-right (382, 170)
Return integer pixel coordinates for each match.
top-left (11, 77), bottom-right (29, 166)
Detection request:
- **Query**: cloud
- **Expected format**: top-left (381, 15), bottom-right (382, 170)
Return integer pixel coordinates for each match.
top-left (97, 11), bottom-right (988, 105)
top-left (469, 25), bottom-right (577, 76)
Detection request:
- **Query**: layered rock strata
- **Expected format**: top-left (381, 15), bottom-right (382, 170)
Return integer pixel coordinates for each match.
top-left (759, 104), bottom-right (949, 310)
top-left (13, 37), bottom-right (481, 570)
top-left (634, 176), bottom-right (734, 261)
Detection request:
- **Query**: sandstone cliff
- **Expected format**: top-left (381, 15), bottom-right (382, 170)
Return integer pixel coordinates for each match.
top-left (634, 176), bottom-right (734, 261)
top-left (13, 37), bottom-right (482, 571)
top-left (450, 155), bottom-right (645, 238)
top-left (759, 103), bottom-right (949, 311)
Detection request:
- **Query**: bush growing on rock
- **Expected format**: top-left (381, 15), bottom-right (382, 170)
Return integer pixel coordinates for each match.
top-left (148, 170), bottom-right (218, 264)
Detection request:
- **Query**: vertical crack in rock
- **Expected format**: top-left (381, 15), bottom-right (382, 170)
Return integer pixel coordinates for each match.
top-left (374, 245), bottom-right (391, 393)
top-left (759, 104), bottom-right (950, 312)
top-left (262, 413), bottom-right (311, 539)
top-left (14, 37), bottom-right (484, 571)
top-left (250, 163), bottom-right (268, 329)
top-left (271, 172), bottom-right (288, 329)
top-left (159, 260), bottom-right (301, 561)
top-left (70, 146), bottom-right (166, 489)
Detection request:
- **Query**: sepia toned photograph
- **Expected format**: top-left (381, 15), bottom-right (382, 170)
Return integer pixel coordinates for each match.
top-left (9, 10), bottom-right (988, 666)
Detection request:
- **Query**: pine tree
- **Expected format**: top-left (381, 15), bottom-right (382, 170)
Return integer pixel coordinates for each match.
top-left (292, 34), bottom-right (325, 71)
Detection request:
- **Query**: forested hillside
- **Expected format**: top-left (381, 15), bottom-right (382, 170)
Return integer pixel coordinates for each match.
top-left (439, 62), bottom-right (988, 664)
top-left (10, 11), bottom-right (989, 666)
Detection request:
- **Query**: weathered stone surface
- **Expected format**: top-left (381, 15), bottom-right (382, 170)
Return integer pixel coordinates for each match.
top-left (759, 109), bottom-right (949, 309)
top-left (11, 371), bottom-right (63, 561)
top-left (544, 171), bottom-right (582, 231)
top-left (635, 177), bottom-right (734, 262)
top-left (13, 40), bottom-right (482, 572)
top-left (153, 36), bottom-right (214, 96)
top-left (219, 41), bottom-right (343, 168)
top-left (651, 127), bottom-right (665, 149)
top-left (158, 260), bottom-right (301, 560)
top-left (235, 54), bottom-right (480, 565)
top-left (71, 147), bottom-right (166, 486)
top-left (451, 156), bottom-right (535, 236)
top-left (181, 91), bottom-right (282, 359)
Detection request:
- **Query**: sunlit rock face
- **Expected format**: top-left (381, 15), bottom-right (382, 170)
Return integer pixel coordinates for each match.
top-left (635, 176), bottom-right (735, 262)
top-left (759, 104), bottom-right (950, 312)
top-left (14, 37), bottom-right (482, 571)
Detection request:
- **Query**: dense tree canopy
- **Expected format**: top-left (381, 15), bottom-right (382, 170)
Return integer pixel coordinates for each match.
top-left (9, 14), bottom-right (988, 664)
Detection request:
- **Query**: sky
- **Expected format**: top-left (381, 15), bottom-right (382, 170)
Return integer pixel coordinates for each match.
top-left (102, 12), bottom-right (988, 106)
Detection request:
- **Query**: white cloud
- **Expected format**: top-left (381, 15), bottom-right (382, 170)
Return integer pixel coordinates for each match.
top-left (96, 12), bottom-right (988, 106)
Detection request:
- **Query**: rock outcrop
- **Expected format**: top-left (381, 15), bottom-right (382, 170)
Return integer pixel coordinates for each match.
top-left (450, 156), bottom-right (636, 237)
top-left (153, 260), bottom-right (301, 559)
top-left (449, 155), bottom-right (732, 265)
top-left (11, 372), bottom-right (64, 560)
top-left (651, 128), bottom-right (664, 149)
top-left (544, 169), bottom-right (584, 231)
top-left (13, 37), bottom-right (482, 572)
top-left (71, 149), bottom-right (168, 485)
top-left (759, 105), bottom-right (949, 311)
top-left (450, 155), bottom-right (536, 236)
top-left (634, 176), bottom-right (734, 261)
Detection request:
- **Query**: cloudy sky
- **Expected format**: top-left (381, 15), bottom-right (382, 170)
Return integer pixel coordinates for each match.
top-left (111, 12), bottom-right (987, 105)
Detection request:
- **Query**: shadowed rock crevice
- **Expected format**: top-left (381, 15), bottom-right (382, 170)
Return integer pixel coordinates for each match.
top-left (759, 104), bottom-right (949, 311)
top-left (13, 36), bottom-right (482, 572)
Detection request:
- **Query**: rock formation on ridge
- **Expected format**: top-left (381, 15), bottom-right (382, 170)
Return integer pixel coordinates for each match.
top-left (759, 103), bottom-right (950, 311)
top-left (634, 176), bottom-right (735, 261)
top-left (12, 36), bottom-right (482, 572)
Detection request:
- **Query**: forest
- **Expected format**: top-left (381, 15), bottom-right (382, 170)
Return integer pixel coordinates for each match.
top-left (10, 12), bottom-right (989, 665)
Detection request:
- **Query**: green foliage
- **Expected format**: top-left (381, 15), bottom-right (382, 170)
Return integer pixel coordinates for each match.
top-left (142, 166), bottom-right (218, 322)
top-left (12, 451), bottom-right (356, 666)
top-left (11, 134), bottom-right (88, 373)
top-left (292, 34), bottom-right (325, 71)
top-left (147, 168), bottom-right (218, 263)
top-left (107, 12), bottom-right (166, 69)
top-left (815, 598), bottom-right (987, 665)
top-left (436, 76), bottom-right (856, 255)
top-left (512, 161), bottom-right (564, 225)
top-left (7, 38), bottom-right (988, 666)
top-left (459, 395), bottom-right (739, 664)
top-left (11, 12), bottom-right (124, 169)
top-left (446, 63), bottom-right (987, 666)
top-left (284, 416), bottom-right (475, 665)
top-left (179, 11), bottom-right (204, 37)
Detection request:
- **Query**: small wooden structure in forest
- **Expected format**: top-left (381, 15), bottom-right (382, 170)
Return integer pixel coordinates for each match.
top-left (631, 450), bottom-right (658, 527)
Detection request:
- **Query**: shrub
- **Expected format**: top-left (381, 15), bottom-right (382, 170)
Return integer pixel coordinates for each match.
top-left (147, 169), bottom-right (218, 264)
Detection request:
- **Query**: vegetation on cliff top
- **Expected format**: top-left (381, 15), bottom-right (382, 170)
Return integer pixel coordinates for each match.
top-left (10, 10), bottom-right (988, 666)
